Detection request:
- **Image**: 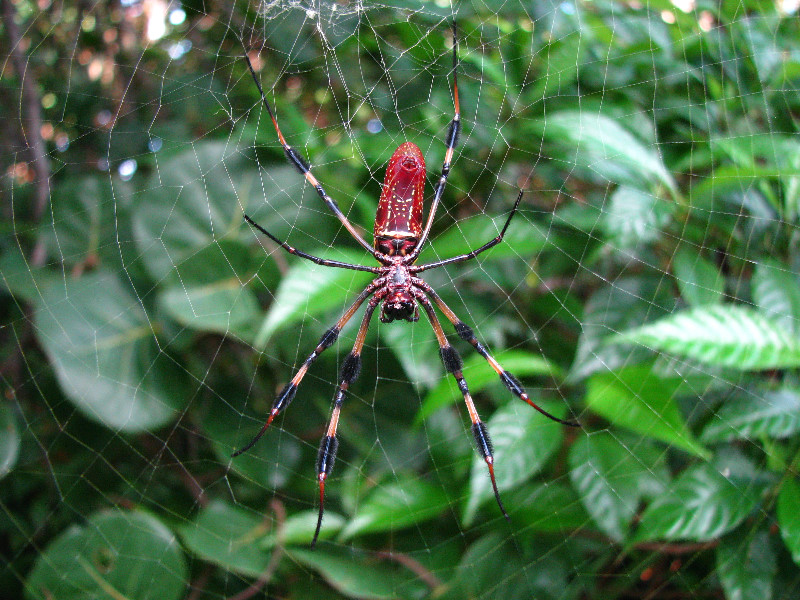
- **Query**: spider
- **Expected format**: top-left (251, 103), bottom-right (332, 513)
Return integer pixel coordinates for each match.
top-left (234, 22), bottom-right (579, 547)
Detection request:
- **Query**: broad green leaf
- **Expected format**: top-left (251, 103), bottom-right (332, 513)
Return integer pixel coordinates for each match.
top-left (615, 305), bottom-right (800, 370)
top-left (418, 210), bottom-right (556, 265)
top-left (734, 17), bottom-right (789, 84)
top-left (38, 176), bottom-right (120, 271)
top-left (452, 532), bottom-right (568, 600)
top-left (205, 397), bottom-right (303, 490)
top-left (713, 134), bottom-right (800, 219)
top-left (180, 502), bottom-right (345, 575)
top-left (26, 509), bottom-right (187, 600)
top-left (601, 186), bottom-right (673, 249)
top-left (672, 247), bottom-right (724, 306)
top-left (569, 276), bottom-right (674, 381)
top-left (416, 350), bottom-right (561, 423)
top-left (527, 34), bottom-right (584, 99)
top-left (253, 248), bottom-right (373, 347)
top-left (419, 403), bottom-right (474, 468)
top-left (569, 433), bottom-right (669, 541)
top-left (0, 246), bottom-right (59, 304)
top-left (0, 404), bottom-right (20, 479)
top-left (34, 271), bottom-right (186, 432)
top-left (586, 366), bottom-right (709, 459)
top-left (714, 133), bottom-right (800, 177)
top-left (777, 478), bottom-right (800, 565)
top-left (289, 548), bottom-right (408, 600)
top-left (381, 318), bottom-right (441, 390)
top-left (688, 166), bottom-right (781, 226)
top-left (752, 260), bottom-right (800, 335)
top-left (340, 477), bottom-right (450, 540)
top-left (786, 151), bottom-right (800, 222)
top-left (634, 463), bottom-right (762, 542)
top-left (716, 528), bottom-right (776, 600)
top-left (464, 401), bottom-right (564, 525)
top-left (178, 501), bottom-right (274, 578)
top-left (701, 388), bottom-right (800, 442)
top-left (531, 110), bottom-right (676, 192)
top-left (262, 510), bottom-right (345, 548)
top-left (157, 240), bottom-right (260, 339)
top-left (507, 483), bottom-right (592, 533)
top-left (133, 140), bottom-right (264, 281)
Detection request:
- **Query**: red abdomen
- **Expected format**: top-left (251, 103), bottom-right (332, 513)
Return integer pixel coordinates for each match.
top-left (374, 142), bottom-right (426, 255)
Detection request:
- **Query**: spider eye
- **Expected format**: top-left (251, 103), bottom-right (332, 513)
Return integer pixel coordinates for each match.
top-left (401, 157), bottom-right (418, 171)
top-left (375, 237), bottom-right (417, 256)
top-left (377, 239), bottom-right (394, 254)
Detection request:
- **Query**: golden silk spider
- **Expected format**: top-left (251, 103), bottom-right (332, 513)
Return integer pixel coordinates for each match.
top-left (234, 22), bottom-right (579, 547)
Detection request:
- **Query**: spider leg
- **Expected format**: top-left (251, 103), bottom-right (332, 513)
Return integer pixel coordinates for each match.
top-left (243, 55), bottom-right (388, 264)
top-left (407, 20), bottom-right (461, 262)
top-left (232, 279), bottom-right (385, 457)
top-left (244, 215), bottom-right (380, 273)
top-left (413, 289), bottom-right (509, 522)
top-left (313, 291), bottom-right (384, 547)
top-left (411, 190), bottom-right (523, 273)
top-left (418, 284), bottom-right (580, 427)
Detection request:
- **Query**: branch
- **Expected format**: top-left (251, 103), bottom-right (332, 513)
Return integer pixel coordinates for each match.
top-left (227, 500), bottom-right (286, 600)
top-left (1, 0), bottom-right (51, 224)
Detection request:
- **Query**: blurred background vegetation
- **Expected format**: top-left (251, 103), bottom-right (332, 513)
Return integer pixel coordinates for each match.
top-left (3, 0), bottom-right (800, 598)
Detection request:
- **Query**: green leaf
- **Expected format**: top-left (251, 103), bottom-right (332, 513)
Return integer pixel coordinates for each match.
top-left (416, 350), bottom-right (561, 423)
top-left (527, 34), bottom-right (584, 99)
top-left (179, 501), bottom-right (274, 578)
top-left (452, 532), bottom-right (568, 600)
top-left (716, 528), bottom-right (776, 600)
top-left (614, 305), bottom-right (800, 370)
top-left (26, 509), bottom-right (187, 600)
top-left (340, 477), bottom-right (450, 540)
top-left (570, 276), bottom-right (673, 381)
top-left (586, 366), bottom-right (709, 459)
top-left (752, 260), bottom-right (800, 336)
top-left (701, 388), bottom-right (800, 442)
top-left (38, 176), bottom-right (121, 271)
top-left (262, 510), bottom-right (345, 548)
top-left (601, 186), bottom-right (673, 249)
top-left (34, 271), bottom-right (186, 432)
top-left (180, 502), bottom-right (346, 575)
top-left (133, 141), bottom-right (296, 281)
top-left (0, 247), bottom-right (59, 304)
top-left (777, 478), bottom-right (800, 565)
top-left (633, 463), bottom-right (762, 542)
top-left (253, 248), bottom-right (373, 348)
top-left (157, 240), bottom-right (261, 339)
top-left (464, 401), bottom-right (564, 525)
top-left (381, 318), bottom-right (441, 390)
top-left (506, 483), bottom-right (591, 533)
top-left (569, 433), bottom-right (669, 541)
top-left (712, 135), bottom-right (800, 219)
top-left (132, 141), bottom-right (310, 281)
top-left (0, 404), bottom-right (20, 480)
top-left (531, 110), bottom-right (676, 192)
top-left (204, 394), bottom-right (304, 490)
top-left (672, 247), bottom-right (724, 307)
top-left (417, 211), bottom-right (554, 264)
top-left (289, 548), bottom-right (407, 600)
top-left (713, 133), bottom-right (800, 176)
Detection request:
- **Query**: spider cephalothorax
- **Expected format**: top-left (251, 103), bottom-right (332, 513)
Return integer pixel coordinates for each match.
top-left (235, 22), bottom-right (579, 547)
top-left (380, 260), bottom-right (418, 323)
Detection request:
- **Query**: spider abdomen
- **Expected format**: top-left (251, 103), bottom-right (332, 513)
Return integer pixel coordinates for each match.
top-left (374, 142), bottom-right (426, 256)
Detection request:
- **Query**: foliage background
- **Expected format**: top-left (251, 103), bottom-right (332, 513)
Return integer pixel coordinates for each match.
top-left (3, 0), bottom-right (800, 598)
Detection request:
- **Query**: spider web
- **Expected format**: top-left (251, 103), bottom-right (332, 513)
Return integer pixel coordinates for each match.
top-left (3, 0), bottom-right (800, 598)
